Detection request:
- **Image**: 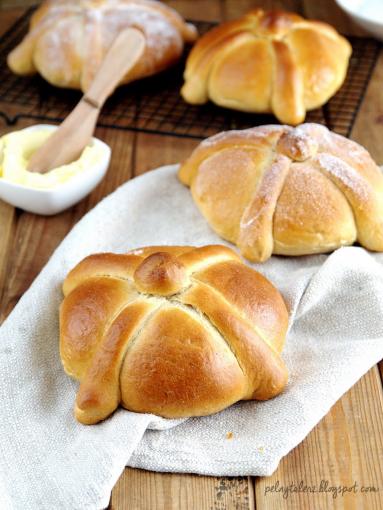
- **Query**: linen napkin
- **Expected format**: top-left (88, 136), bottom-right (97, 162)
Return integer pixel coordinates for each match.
top-left (0, 164), bottom-right (382, 510)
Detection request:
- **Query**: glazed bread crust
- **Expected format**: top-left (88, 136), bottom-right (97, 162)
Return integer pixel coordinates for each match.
top-left (8, 0), bottom-right (197, 92)
top-left (60, 245), bottom-right (289, 424)
top-left (181, 9), bottom-right (351, 125)
top-left (178, 124), bottom-right (383, 262)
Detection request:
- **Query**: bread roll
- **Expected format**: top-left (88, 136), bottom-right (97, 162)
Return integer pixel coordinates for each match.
top-left (181, 9), bottom-right (351, 125)
top-left (8, 0), bottom-right (197, 92)
top-left (60, 245), bottom-right (288, 424)
top-left (179, 124), bottom-right (383, 262)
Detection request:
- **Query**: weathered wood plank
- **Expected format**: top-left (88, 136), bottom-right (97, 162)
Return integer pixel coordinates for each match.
top-left (0, 198), bottom-right (15, 304)
top-left (0, 11), bottom-right (48, 320)
top-left (111, 469), bottom-right (254, 510)
top-left (349, 43), bottom-right (383, 395)
top-left (0, 117), bottom-right (18, 319)
top-left (0, 8), bottom-right (24, 314)
top-left (0, 6), bottom-right (25, 31)
top-left (303, 0), bottom-right (366, 35)
top-left (222, 0), bottom-right (366, 35)
top-left (255, 366), bottom-right (383, 510)
top-left (163, 0), bottom-right (222, 21)
top-left (351, 51), bottom-right (383, 164)
top-left (222, 0), bottom-right (302, 19)
top-left (134, 133), bottom-right (198, 176)
top-left (0, 2), bottom-right (35, 9)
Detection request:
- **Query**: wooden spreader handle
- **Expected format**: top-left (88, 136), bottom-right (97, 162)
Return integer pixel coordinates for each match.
top-left (27, 28), bottom-right (146, 174)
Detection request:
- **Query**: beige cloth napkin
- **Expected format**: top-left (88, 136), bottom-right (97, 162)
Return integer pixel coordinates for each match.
top-left (0, 164), bottom-right (382, 510)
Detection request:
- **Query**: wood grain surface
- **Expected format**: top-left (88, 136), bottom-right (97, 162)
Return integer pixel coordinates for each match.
top-left (0, 1), bottom-right (382, 509)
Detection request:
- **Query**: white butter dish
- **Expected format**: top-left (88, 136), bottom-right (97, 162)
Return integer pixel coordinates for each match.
top-left (335, 0), bottom-right (383, 41)
top-left (0, 124), bottom-right (111, 215)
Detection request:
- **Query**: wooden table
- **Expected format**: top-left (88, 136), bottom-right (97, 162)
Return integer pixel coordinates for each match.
top-left (0, 1), bottom-right (382, 509)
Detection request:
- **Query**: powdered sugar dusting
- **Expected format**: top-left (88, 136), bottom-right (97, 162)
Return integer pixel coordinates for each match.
top-left (40, 0), bottom-right (192, 45)
top-left (316, 153), bottom-right (369, 201)
top-left (201, 125), bottom-right (285, 148)
top-left (296, 123), bottom-right (371, 168)
top-left (185, 122), bottom-right (382, 258)
top-left (11, 0), bottom-right (195, 89)
top-left (100, 5), bottom-right (182, 62)
top-left (33, 17), bottom-right (84, 87)
top-left (276, 163), bottom-right (339, 228)
top-left (277, 127), bottom-right (319, 161)
top-left (240, 154), bottom-right (289, 229)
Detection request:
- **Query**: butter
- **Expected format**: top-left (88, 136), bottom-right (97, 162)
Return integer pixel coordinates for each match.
top-left (0, 127), bottom-right (105, 190)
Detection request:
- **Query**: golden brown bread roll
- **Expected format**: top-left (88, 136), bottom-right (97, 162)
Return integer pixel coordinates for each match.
top-left (60, 245), bottom-right (289, 424)
top-left (8, 0), bottom-right (197, 92)
top-left (178, 124), bottom-right (383, 262)
top-left (181, 9), bottom-right (351, 125)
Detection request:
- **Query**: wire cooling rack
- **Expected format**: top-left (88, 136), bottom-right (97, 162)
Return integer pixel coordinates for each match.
top-left (0, 7), bottom-right (380, 139)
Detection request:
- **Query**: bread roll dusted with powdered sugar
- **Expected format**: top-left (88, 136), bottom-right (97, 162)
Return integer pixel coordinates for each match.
top-left (8, 0), bottom-right (197, 91)
top-left (179, 123), bottom-right (383, 262)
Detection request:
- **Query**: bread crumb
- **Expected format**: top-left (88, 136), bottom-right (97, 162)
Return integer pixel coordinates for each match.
top-left (258, 446), bottom-right (264, 452)
top-left (226, 432), bottom-right (233, 440)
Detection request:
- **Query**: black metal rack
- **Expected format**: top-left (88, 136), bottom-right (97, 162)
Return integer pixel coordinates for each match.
top-left (0, 7), bottom-right (380, 139)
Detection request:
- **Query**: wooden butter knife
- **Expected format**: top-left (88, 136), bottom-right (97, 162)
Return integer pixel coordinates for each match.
top-left (27, 27), bottom-right (145, 174)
